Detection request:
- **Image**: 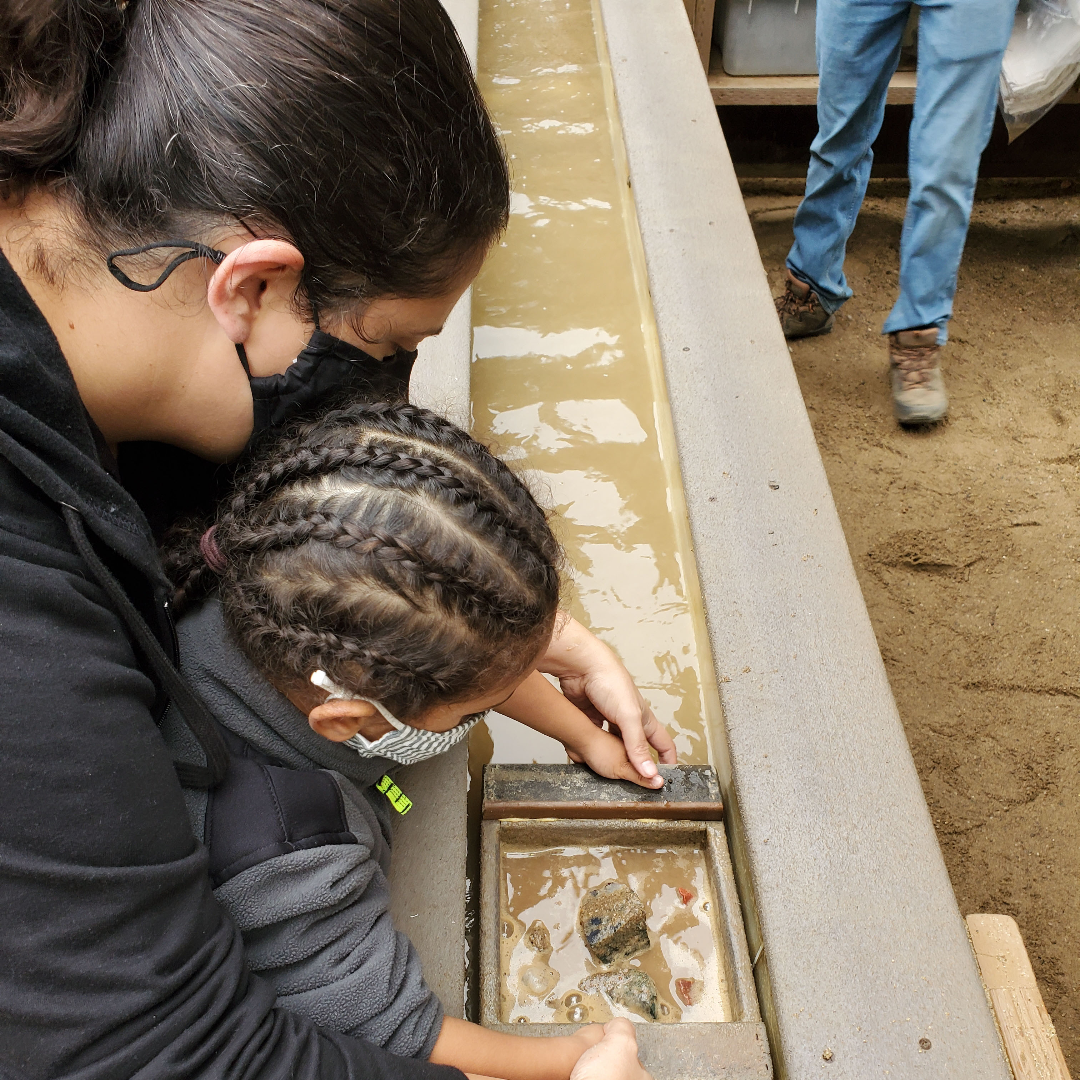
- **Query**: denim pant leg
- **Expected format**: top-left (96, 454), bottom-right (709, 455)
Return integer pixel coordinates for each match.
top-left (787, 0), bottom-right (912, 313)
top-left (884, 0), bottom-right (1018, 341)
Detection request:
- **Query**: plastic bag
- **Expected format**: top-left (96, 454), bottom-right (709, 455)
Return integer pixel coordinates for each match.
top-left (999, 0), bottom-right (1080, 141)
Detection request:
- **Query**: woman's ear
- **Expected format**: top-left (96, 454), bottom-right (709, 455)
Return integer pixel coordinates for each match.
top-left (206, 239), bottom-right (305, 345)
top-left (308, 698), bottom-right (381, 742)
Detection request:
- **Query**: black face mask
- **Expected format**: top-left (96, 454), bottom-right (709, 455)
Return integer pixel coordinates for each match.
top-left (106, 240), bottom-right (417, 438)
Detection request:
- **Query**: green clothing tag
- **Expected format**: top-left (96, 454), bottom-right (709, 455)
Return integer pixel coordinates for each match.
top-left (376, 774), bottom-right (413, 815)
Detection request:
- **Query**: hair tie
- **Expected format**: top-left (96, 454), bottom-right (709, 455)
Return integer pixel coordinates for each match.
top-left (199, 526), bottom-right (227, 574)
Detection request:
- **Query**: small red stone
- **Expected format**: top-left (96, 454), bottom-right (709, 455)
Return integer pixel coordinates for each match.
top-left (675, 978), bottom-right (696, 1006)
top-left (676, 887), bottom-right (694, 905)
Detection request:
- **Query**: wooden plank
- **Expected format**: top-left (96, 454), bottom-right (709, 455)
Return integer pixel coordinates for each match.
top-left (708, 46), bottom-right (917, 105)
top-left (967, 914), bottom-right (1072, 1080)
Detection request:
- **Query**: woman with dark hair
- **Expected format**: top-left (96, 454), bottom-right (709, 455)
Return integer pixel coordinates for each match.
top-left (0, 2), bottom-right (671, 1078)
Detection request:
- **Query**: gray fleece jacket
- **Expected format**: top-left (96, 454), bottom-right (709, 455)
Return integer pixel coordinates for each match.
top-left (162, 597), bottom-right (444, 1060)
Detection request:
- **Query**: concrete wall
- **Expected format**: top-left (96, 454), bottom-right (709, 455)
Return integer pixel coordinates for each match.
top-left (595, 2), bottom-right (1011, 1078)
top-left (387, 0), bottom-right (480, 1018)
top-left (390, 294), bottom-right (473, 1016)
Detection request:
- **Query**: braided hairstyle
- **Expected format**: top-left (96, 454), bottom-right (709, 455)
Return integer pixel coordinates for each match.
top-left (162, 403), bottom-right (563, 720)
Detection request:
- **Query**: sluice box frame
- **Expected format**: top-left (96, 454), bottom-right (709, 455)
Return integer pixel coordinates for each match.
top-left (479, 765), bottom-right (772, 1080)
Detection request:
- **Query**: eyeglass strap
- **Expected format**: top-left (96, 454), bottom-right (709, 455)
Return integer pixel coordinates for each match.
top-left (106, 240), bottom-right (226, 293)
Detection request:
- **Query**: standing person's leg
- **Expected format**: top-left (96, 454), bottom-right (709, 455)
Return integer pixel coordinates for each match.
top-left (888, 0), bottom-right (1016, 337)
top-left (777, 0), bottom-right (911, 339)
top-left (884, 0), bottom-right (1016, 423)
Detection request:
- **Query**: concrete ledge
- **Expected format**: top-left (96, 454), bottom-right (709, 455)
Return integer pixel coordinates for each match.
top-left (393, 285), bottom-right (472, 1016)
top-left (486, 1021), bottom-right (773, 1080)
top-left (395, 304), bottom-right (471, 1015)
top-left (388, 741), bottom-right (469, 1018)
top-left (389, 0), bottom-right (479, 1019)
top-left (597, 2), bottom-right (1010, 1078)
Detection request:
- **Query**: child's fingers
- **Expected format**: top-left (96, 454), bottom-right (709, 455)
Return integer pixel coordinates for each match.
top-left (573, 729), bottom-right (659, 789)
top-left (569, 1018), bottom-right (652, 1080)
top-left (641, 709), bottom-right (678, 765)
top-left (577, 1023), bottom-right (606, 1047)
top-left (601, 1017), bottom-right (638, 1042)
top-left (616, 719), bottom-right (666, 786)
top-left (615, 759), bottom-right (662, 789)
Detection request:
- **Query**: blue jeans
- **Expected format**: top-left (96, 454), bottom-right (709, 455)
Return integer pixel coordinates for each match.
top-left (786, 0), bottom-right (1017, 342)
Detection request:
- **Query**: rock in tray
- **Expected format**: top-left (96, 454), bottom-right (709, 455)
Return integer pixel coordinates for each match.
top-left (580, 968), bottom-right (659, 1021)
top-left (577, 880), bottom-right (650, 964)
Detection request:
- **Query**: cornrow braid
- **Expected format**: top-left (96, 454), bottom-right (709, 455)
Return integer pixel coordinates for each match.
top-left (228, 510), bottom-right (547, 629)
top-left (162, 402), bottom-right (563, 720)
top-left (314, 401), bottom-right (557, 539)
top-left (224, 438), bottom-right (547, 567)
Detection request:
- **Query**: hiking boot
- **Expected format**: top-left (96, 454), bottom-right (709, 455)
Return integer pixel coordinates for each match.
top-left (888, 328), bottom-right (948, 425)
top-left (774, 269), bottom-right (834, 339)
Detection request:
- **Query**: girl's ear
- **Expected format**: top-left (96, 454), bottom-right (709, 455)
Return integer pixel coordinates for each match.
top-left (206, 239), bottom-right (306, 345)
top-left (308, 698), bottom-right (381, 742)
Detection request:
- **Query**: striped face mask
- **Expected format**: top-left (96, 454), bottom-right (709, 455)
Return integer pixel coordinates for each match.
top-left (309, 671), bottom-right (483, 766)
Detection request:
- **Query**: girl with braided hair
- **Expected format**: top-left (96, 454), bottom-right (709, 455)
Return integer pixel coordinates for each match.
top-left (159, 401), bottom-right (671, 1080)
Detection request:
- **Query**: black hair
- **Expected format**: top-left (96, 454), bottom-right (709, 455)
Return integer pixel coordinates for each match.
top-left (162, 402), bottom-right (564, 720)
top-left (0, 0), bottom-right (510, 311)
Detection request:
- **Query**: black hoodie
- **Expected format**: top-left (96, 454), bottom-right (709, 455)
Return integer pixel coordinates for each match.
top-left (0, 251), bottom-right (462, 1080)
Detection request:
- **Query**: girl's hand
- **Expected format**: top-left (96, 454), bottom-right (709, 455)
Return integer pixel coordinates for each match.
top-left (569, 1024), bottom-right (607, 1059)
top-left (499, 671), bottom-right (669, 792)
top-left (569, 1020), bottom-right (654, 1080)
top-left (540, 615), bottom-right (678, 787)
top-left (564, 724), bottom-right (659, 790)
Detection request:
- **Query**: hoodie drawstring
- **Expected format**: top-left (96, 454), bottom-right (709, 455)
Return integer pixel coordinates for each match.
top-left (61, 503), bottom-right (228, 789)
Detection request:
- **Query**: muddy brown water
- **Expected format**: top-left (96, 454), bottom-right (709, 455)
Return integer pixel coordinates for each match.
top-left (499, 844), bottom-right (731, 1025)
top-left (470, 0), bottom-right (718, 769)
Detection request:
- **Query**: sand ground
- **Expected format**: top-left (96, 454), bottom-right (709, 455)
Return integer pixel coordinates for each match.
top-left (747, 182), bottom-right (1080, 1071)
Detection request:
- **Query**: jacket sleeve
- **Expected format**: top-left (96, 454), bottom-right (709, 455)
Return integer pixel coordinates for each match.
top-left (0, 488), bottom-right (460, 1080)
top-left (211, 778), bottom-right (445, 1060)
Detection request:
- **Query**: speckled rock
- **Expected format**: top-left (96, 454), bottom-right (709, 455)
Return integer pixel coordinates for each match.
top-left (525, 920), bottom-right (551, 955)
top-left (577, 880), bottom-right (650, 964)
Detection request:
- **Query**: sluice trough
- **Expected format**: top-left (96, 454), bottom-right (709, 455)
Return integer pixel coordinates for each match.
top-left (394, 2), bottom-right (1014, 1079)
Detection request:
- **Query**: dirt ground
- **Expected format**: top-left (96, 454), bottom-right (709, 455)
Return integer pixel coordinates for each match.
top-left (747, 181), bottom-right (1080, 1071)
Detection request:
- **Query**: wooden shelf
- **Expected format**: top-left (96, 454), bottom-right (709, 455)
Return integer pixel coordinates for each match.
top-left (708, 47), bottom-right (916, 105)
top-left (707, 45), bottom-right (1080, 108)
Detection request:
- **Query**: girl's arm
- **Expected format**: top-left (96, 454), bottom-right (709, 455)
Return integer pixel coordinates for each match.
top-left (431, 1017), bottom-right (603, 1080)
top-left (455, 1019), bottom-right (651, 1080)
top-left (497, 670), bottom-right (664, 788)
top-left (539, 616), bottom-right (677, 787)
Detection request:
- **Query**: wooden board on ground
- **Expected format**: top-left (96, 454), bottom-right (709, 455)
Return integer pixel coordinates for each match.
top-left (967, 914), bottom-right (1072, 1080)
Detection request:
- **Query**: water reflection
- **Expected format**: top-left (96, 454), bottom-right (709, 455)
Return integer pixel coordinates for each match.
top-left (473, 0), bottom-right (712, 768)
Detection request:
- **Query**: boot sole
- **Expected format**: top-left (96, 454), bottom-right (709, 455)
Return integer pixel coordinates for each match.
top-left (784, 315), bottom-right (835, 341)
top-left (894, 403), bottom-right (948, 426)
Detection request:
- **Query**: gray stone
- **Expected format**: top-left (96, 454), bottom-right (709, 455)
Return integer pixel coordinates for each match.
top-left (580, 968), bottom-right (659, 1021)
top-left (577, 881), bottom-right (651, 964)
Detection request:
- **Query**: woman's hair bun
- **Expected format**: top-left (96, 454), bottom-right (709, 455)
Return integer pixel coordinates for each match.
top-left (1, 0), bottom-right (508, 309)
top-left (0, 0), bottom-right (126, 180)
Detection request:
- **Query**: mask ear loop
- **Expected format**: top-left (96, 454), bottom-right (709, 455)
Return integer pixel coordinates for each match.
top-left (310, 670), bottom-right (407, 731)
